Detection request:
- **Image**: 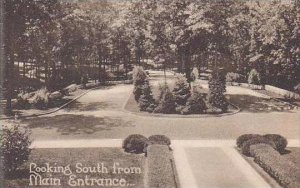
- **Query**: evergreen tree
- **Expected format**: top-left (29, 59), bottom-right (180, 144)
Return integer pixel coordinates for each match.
top-left (138, 81), bottom-right (156, 112)
top-left (172, 74), bottom-right (191, 106)
top-left (208, 69), bottom-right (228, 112)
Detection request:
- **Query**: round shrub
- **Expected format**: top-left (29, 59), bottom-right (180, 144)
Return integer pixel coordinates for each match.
top-left (0, 125), bottom-right (32, 176)
top-left (263, 134), bottom-right (288, 153)
top-left (236, 134), bottom-right (262, 148)
top-left (241, 136), bottom-right (276, 157)
top-left (248, 69), bottom-right (261, 85)
top-left (148, 135), bottom-right (171, 146)
top-left (226, 72), bottom-right (243, 83)
top-left (122, 134), bottom-right (148, 154)
top-left (31, 88), bottom-right (50, 109)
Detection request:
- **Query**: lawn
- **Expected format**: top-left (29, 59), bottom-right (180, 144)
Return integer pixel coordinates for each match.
top-left (4, 148), bottom-right (146, 188)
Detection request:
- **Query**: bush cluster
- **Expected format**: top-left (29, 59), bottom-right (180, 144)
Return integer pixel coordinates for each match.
top-left (0, 125), bottom-right (32, 177)
top-left (122, 134), bottom-right (171, 154)
top-left (181, 90), bottom-right (207, 114)
top-left (31, 88), bottom-right (51, 109)
top-left (236, 134), bottom-right (288, 156)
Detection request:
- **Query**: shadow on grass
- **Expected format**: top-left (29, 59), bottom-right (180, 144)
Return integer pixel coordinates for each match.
top-left (227, 95), bottom-right (295, 113)
top-left (64, 101), bottom-right (115, 111)
top-left (21, 114), bottom-right (133, 135)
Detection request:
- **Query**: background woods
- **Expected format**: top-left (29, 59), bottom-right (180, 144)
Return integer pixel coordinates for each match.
top-left (2, 0), bottom-right (300, 113)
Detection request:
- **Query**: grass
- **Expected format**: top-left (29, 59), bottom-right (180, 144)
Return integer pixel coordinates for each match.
top-left (21, 114), bottom-right (133, 135)
top-left (4, 148), bottom-right (145, 188)
top-left (226, 94), bottom-right (295, 113)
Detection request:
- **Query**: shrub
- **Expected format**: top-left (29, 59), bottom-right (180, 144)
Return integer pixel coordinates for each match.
top-left (263, 134), bottom-right (288, 153)
top-left (241, 136), bottom-right (276, 156)
top-left (172, 74), bottom-right (191, 106)
top-left (250, 144), bottom-right (300, 188)
top-left (138, 82), bottom-right (156, 112)
top-left (154, 89), bottom-right (176, 114)
top-left (226, 72), bottom-right (243, 83)
top-left (122, 134), bottom-right (148, 154)
top-left (0, 125), bottom-right (32, 176)
top-left (182, 90), bottom-right (207, 114)
top-left (191, 67), bottom-right (199, 81)
top-left (15, 92), bottom-right (32, 109)
top-left (236, 134), bottom-right (262, 148)
top-left (208, 69), bottom-right (228, 112)
top-left (133, 67), bottom-right (148, 102)
top-left (31, 88), bottom-right (50, 109)
top-left (148, 135), bottom-right (171, 146)
top-left (248, 69), bottom-right (261, 85)
top-left (157, 83), bottom-right (169, 102)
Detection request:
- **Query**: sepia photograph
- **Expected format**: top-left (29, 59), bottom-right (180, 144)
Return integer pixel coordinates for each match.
top-left (0, 0), bottom-right (300, 187)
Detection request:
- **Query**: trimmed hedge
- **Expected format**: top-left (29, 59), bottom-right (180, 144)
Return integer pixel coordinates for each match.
top-left (122, 134), bottom-right (148, 154)
top-left (241, 136), bottom-right (276, 156)
top-left (250, 144), bottom-right (300, 188)
top-left (263, 134), bottom-right (288, 153)
top-left (236, 134), bottom-right (262, 148)
top-left (147, 145), bottom-right (176, 188)
top-left (148, 135), bottom-right (171, 146)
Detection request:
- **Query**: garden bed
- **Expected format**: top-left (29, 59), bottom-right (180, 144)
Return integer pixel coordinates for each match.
top-left (4, 148), bottom-right (146, 188)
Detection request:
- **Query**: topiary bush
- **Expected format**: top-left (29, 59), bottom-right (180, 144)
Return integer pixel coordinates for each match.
top-left (263, 134), bottom-right (288, 153)
top-left (0, 124), bottom-right (32, 177)
top-left (208, 69), bottom-right (228, 112)
top-left (248, 69), bottom-right (261, 85)
top-left (148, 135), bottom-right (171, 146)
top-left (154, 89), bottom-right (176, 114)
top-left (182, 90), bottom-right (207, 114)
top-left (31, 88), bottom-right (50, 109)
top-left (226, 72), bottom-right (243, 83)
top-left (241, 136), bottom-right (276, 157)
top-left (122, 134), bottom-right (148, 154)
top-left (172, 74), bottom-right (191, 106)
top-left (236, 134), bottom-right (262, 148)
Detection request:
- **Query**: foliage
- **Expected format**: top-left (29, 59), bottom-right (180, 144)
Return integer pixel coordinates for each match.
top-left (182, 90), bottom-right (207, 114)
top-left (0, 124), bottom-right (32, 176)
top-left (191, 67), bottom-right (199, 81)
top-left (133, 67), bottom-right (149, 102)
top-left (208, 69), bottom-right (228, 112)
top-left (263, 134), bottom-right (288, 153)
top-left (122, 134), bottom-right (148, 154)
top-left (154, 89), bottom-right (176, 114)
top-left (172, 74), bottom-right (191, 106)
top-left (15, 92), bottom-right (32, 109)
top-left (241, 136), bottom-right (276, 157)
top-left (236, 134), bottom-right (262, 148)
top-left (226, 72), bottom-right (243, 83)
top-left (31, 88), bottom-right (50, 109)
top-left (248, 69), bottom-right (261, 85)
top-left (138, 82), bottom-right (156, 112)
top-left (148, 135), bottom-right (171, 146)
top-left (250, 144), bottom-right (300, 188)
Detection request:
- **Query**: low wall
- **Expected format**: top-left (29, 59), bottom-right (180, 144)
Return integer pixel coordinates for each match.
top-left (265, 85), bottom-right (300, 100)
